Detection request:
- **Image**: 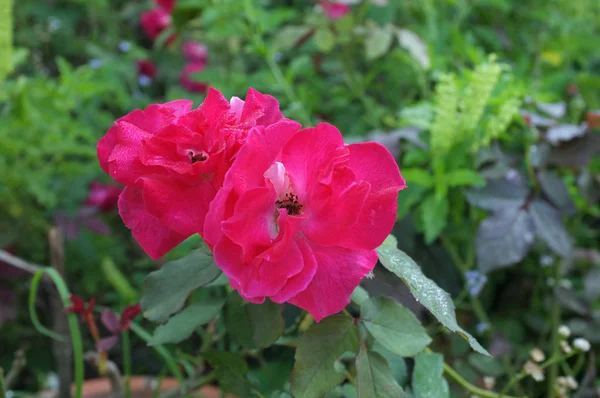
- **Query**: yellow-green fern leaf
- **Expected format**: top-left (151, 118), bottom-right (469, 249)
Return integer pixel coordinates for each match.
top-left (478, 96), bottom-right (522, 149)
top-left (459, 55), bottom-right (502, 140)
top-left (430, 73), bottom-right (459, 155)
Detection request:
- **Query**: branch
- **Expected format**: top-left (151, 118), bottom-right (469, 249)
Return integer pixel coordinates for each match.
top-left (0, 249), bottom-right (44, 274)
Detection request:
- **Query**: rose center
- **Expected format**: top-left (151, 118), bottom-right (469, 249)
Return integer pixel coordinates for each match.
top-left (275, 193), bottom-right (303, 216)
top-left (188, 150), bottom-right (208, 163)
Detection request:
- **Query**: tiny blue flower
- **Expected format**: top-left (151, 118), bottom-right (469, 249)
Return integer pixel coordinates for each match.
top-left (476, 322), bottom-right (489, 334)
top-left (138, 75), bottom-right (153, 87)
top-left (89, 59), bottom-right (103, 69)
top-left (119, 41), bottom-right (132, 52)
top-left (465, 270), bottom-right (487, 297)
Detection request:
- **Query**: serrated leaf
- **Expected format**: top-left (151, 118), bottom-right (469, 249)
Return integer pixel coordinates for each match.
top-left (475, 207), bottom-right (535, 272)
top-left (412, 353), bottom-right (449, 398)
top-left (529, 200), bottom-right (572, 257)
top-left (361, 297), bottom-right (431, 357)
top-left (395, 28), bottom-right (429, 69)
top-left (225, 292), bottom-right (284, 349)
top-left (365, 24), bottom-right (394, 60)
top-left (247, 299), bottom-right (285, 348)
top-left (150, 298), bottom-right (224, 345)
top-left (291, 316), bottom-right (359, 398)
top-left (141, 251), bottom-right (222, 323)
top-left (466, 179), bottom-right (529, 211)
top-left (204, 351), bottom-right (250, 396)
top-left (537, 171), bottom-right (576, 216)
top-left (372, 343), bottom-right (408, 387)
top-left (315, 28), bottom-right (335, 53)
top-left (421, 195), bottom-right (448, 243)
top-left (356, 347), bottom-right (406, 398)
top-left (376, 247), bottom-right (490, 356)
top-left (445, 169), bottom-right (486, 187)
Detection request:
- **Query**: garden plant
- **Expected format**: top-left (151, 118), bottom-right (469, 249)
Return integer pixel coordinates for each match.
top-left (0, 0), bottom-right (599, 398)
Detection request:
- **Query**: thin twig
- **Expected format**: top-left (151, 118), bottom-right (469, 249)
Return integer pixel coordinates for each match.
top-left (0, 249), bottom-right (44, 273)
top-left (84, 351), bottom-right (124, 398)
top-left (4, 348), bottom-right (26, 389)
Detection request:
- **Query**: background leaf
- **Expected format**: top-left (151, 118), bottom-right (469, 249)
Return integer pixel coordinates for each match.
top-left (475, 207), bottom-right (535, 272)
top-left (141, 251), bottom-right (222, 323)
top-left (421, 195), bottom-right (448, 243)
top-left (204, 351), bottom-right (250, 396)
top-left (466, 179), bottom-right (529, 211)
top-left (529, 200), bottom-right (572, 257)
top-left (377, 247), bottom-right (490, 356)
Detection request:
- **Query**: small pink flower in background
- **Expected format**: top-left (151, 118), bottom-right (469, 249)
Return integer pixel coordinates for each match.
top-left (136, 60), bottom-right (157, 79)
top-left (203, 122), bottom-right (405, 321)
top-left (97, 304), bottom-right (142, 351)
top-left (321, 1), bottom-right (351, 20)
top-left (140, 7), bottom-right (173, 42)
top-left (85, 182), bottom-right (122, 212)
top-left (97, 88), bottom-right (283, 259)
top-left (182, 41), bottom-right (208, 63)
top-left (180, 61), bottom-right (207, 93)
top-left (154, 0), bottom-right (177, 13)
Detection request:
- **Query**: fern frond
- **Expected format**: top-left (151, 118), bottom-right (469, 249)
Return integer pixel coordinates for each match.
top-left (478, 96), bottom-right (521, 149)
top-left (430, 73), bottom-right (458, 155)
top-left (0, 0), bottom-right (13, 80)
top-left (459, 55), bottom-right (502, 140)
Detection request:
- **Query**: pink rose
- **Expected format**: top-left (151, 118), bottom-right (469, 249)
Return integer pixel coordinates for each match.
top-left (180, 61), bottom-right (207, 93)
top-left (203, 123), bottom-right (406, 321)
top-left (182, 41), bottom-right (208, 63)
top-left (97, 88), bottom-right (283, 259)
top-left (321, 1), bottom-right (351, 20)
top-left (136, 60), bottom-right (157, 79)
top-left (85, 182), bottom-right (122, 212)
top-left (140, 7), bottom-right (173, 42)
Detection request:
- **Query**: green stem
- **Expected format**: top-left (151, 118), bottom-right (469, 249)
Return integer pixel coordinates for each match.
top-left (0, 368), bottom-right (7, 397)
top-left (129, 323), bottom-right (185, 384)
top-left (547, 262), bottom-right (561, 398)
top-left (29, 268), bottom-right (84, 398)
top-left (425, 349), bottom-right (521, 398)
top-left (122, 329), bottom-right (132, 398)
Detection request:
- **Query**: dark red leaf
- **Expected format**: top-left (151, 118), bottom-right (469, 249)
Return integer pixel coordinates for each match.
top-left (101, 309), bottom-right (121, 334)
top-left (97, 335), bottom-right (119, 351)
top-left (120, 304), bottom-right (142, 330)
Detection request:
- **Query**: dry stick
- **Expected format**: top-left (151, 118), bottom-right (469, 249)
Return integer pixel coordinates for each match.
top-left (84, 352), bottom-right (124, 398)
top-left (0, 249), bottom-right (44, 274)
top-left (48, 227), bottom-right (74, 398)
top-left (4, 348), bottom-right (27, 389)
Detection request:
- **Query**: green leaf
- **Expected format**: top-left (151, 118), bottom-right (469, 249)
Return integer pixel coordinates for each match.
top-left (412, 353), bottom-right (449, 398)
top-left (356, 347), bottom-right (405, 398)
top-left (351, 285), bottom-right (370, 306)
top-left (291, 316), bottom-right (359, 398)
top-left (400, 169), bottom-right (434, 187)
top-left (246, 299), bottom-right (285, 348)
top-left (315, 28), bottom-right (335, 53)
top-left (397, 184), bottom-right (428, 220)
top-left (467, 353), bottom-right (505, 377)
top-left (529, 200), bottom-right (572, 258)
top-left (395, 28), bottom-right (430, 70)
top-left (141, 251), bottom-right (222, 323)
top-left (376, 247), bottom-right (490, 356)
top-left (372, 343), bottom-right (408, 386)
top-left (445, 169), bottom-right (486, 187)
top-left (275, 25), bottom-right (312, 51)
top-left (365, 23), bottom-right (394, 60)
top-left (150, 298), bottom-right (224, 345)
top-left (361, 297), bottom-right (431, 357)
top-left (421, 195), bottom-right (448, 243)
top-left (225, 292), bottom-right (284, 349)
top-left (101, 257), bottom-right (138, 303)
top-left (537, 171), bottom-right (576, 216)
top-left (204, 351), bottom-right (250, 396)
